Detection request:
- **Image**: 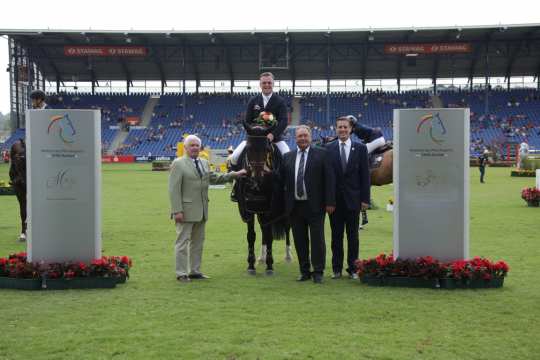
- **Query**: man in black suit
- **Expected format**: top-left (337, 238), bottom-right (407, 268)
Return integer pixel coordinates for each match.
top-left (230, 72), bottom-right (290, 164)
top-left (9, 89), bottom-right (49, 242)
top-left (326, 116), bottom-right (370, 279)
top-left (281, 125), bottom-right (335, 284)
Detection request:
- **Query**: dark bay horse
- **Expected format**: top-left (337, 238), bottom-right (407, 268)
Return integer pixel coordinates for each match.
top-left (9, 139), bottom-right (27, 241)
top-left (231, 124), bottom-right (289, 275)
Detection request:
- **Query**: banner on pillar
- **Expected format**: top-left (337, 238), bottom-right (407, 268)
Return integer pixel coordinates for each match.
top-left (26, 109), bottom-right (101, 263)
top-left (393, 108), bottom-right (469, 261)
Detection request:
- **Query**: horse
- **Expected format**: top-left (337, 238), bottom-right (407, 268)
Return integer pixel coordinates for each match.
top-left (9, 139), bottom-right (27, 241)
top-left (231, 124), bottom-right (289, 275)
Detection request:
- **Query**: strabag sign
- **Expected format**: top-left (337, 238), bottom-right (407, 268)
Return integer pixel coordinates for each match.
top-left (384, 43), bottom-right (472, 55)
top-left (64, 46), bottom-right (148, 57)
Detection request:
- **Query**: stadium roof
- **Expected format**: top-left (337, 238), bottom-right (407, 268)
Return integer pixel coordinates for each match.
top-left (2, 24), bottom-right (540, 83)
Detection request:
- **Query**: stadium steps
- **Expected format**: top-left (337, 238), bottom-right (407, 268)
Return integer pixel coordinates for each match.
top-left (108, 131), bottom-right (130, 155)
top-left (140, 95), bottom-right (161, 127)
top-left (431, 94), bottom-right (443, 108)
top-left (290, 96), bottom-right (302, 125)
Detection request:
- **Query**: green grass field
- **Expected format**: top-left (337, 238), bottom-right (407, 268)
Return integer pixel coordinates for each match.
top-left (0, 163), bottom-right (539, 360)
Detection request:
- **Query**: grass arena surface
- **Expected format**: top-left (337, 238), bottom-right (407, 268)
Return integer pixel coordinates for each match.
top-left (0, 163), bottom-right (539, 359)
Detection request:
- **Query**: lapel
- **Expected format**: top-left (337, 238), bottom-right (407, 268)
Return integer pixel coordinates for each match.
top-left (332, 141), bottom-right (344, 176)
top-left (345, 142), bottom-right (356, 174)
top-left (290, 151), bottom-right (297, 182)
top-left (184, 156), bottom-right (200, 178)
top-left (304, 146), bottom-right (314, 178)
top-left (257, 94), bottom-right (265, 110)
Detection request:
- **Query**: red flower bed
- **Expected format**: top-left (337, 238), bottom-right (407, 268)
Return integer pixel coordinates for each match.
top-left (0, 252), bottom-right (132, 280)
top-left (355, 253), bottom-right (509, 281)
top-left (521, 187), bottom-right (540, 204)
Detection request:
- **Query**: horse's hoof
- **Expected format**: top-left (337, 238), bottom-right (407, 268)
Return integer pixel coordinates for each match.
top-left (265, 269), bottom-right (274, 276)
top-left (247, 269), bottom-right (256, 276)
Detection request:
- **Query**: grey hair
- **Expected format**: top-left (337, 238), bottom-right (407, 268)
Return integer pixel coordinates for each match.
top-left (259, 72), bottom-right (275, 80)
top-left (184, 134), bottom-right (202, 146)
top-left (295, 125), bottom-right (312, 135)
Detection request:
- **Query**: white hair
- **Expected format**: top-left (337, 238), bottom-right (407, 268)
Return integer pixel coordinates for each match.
top-left (184, 134), bottom-right (201, 147)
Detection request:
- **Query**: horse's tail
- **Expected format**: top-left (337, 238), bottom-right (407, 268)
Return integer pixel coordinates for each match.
top-left (271, 216), bottom-right (289, 240)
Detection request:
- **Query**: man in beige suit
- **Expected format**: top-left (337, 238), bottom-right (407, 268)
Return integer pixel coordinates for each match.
top-left (169, 135), bottom-right (246, 282)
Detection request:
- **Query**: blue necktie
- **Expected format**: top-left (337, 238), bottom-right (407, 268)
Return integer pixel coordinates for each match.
top-left (340, 142), bottom-right (347, 173)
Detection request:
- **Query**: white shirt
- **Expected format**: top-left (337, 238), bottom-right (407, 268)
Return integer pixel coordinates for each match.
top-left (294, 146), bottom-right (309, 201)
top-left (520, 142), bottom-right (529, 154)
top-left (339, 137), bottom-right (352, 163)
top-left (262, 92), bottom-right (273, 108)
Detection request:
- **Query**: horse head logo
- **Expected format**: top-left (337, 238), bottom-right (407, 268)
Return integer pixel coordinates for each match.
top-left (416, 113), bottom-right (447, 145)
top-left (47, 114), bottom-right (76, 144)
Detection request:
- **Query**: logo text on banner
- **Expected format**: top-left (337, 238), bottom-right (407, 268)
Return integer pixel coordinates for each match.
top-left (384, 43), bottom-right (472, 55)
top-left (64, 46), bottom-right (148, 57)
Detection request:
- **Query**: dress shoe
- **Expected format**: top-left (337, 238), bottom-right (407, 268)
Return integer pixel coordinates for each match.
top-left (331, 272), bottom-right (342, 279)
top-left (189, 273), bottom-right (210, 280)
top-left (313, 274), bottom-right (323, 284)
top-left (296, 273), bottom-right (311, 282)
top-left (176, 275), bottom-right (191, 283)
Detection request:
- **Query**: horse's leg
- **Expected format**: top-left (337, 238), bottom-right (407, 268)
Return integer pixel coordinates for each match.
top-left (284, 223), bottom-right (292, 263)
top-left (259, 214), bottom-right (274, 275)
top-left (257, 230), bottom-right (267, 265)
top-left (247, 215), bottom-right (256, 275)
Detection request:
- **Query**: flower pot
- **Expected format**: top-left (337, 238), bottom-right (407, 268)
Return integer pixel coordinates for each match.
top-left (385, 277), bottom-right (440, 288)
top-left (526, 200), bottom-right (539, 207)
top-left (41, 277), bottom-right (118, 290)
top-left (440, 277), bottom-right (504, 289)
top-left (360, 275), bottom-right (385, 286)
top-left (0, 277), bottom-right (41, 290)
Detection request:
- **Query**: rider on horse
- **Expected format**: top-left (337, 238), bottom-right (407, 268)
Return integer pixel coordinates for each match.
top-left (346, 115), bottom-right (387, 154)
top-left (229, 72), bottom-right (290, 166)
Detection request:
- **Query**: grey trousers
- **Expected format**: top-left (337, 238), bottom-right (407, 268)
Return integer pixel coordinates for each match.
top-left (175, 221), bottom-right (206, 277)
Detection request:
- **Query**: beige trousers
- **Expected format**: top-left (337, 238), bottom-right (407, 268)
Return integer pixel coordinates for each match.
top-left (175, 221), bottom-right (206, 277)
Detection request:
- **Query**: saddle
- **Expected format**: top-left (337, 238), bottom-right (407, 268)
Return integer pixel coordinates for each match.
top-left (368, 142), bottom-right (392, 170)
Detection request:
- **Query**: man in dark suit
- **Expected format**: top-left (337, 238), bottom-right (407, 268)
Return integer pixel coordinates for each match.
top-left (281, 125), bottom-right (335, 284)
top-left (326, 116), bottom-right (370, 279)
top-left (230, 72), bottom-right (290, 164)
top-left (9, 90), bottom-right (50, 242)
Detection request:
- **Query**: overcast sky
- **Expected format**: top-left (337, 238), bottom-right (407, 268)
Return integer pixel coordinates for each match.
top-left (0, 0), bottom-right (538, 114)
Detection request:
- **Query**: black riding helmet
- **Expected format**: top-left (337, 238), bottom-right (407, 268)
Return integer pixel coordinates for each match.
top-left (30, 89), bottom-right (46, 101)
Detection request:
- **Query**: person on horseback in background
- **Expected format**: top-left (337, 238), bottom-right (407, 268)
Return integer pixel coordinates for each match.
top-left (346, 115), bottom-right (387, 154)
top-left (345, 115), bottom-right (387, 228)
top-left (9, 89), bottom-right (49, 242)
top-left (229, 72), bottom-right (290, 165)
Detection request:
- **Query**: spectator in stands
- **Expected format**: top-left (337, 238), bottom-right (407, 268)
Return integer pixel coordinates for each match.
top-left (230, 72), bottom-right (290, 165)
top-left (168, 135), bottom-right (246, 282)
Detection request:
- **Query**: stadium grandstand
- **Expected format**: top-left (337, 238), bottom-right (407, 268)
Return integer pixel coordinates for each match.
top-left (1, 25), bottom-right (540, 162)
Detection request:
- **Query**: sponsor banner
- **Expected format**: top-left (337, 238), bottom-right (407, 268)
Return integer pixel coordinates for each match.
top-left (135, 155), bottom-right (175, 162)
top-left (102, 155), bottom-right (135, 163)
top-left (129, 126), bottom-right (147, 130)
top-left (64, 46), bottom-right (148, 57)
top-left (384, 43), bottom-right (472, 55)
